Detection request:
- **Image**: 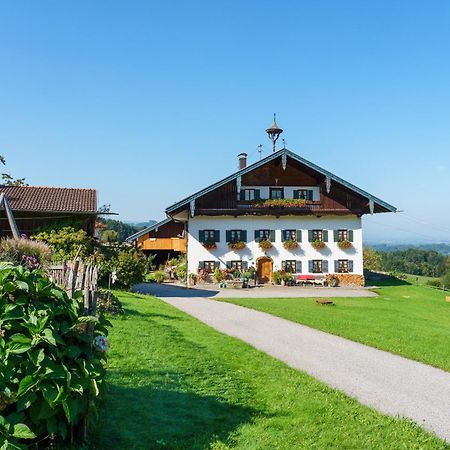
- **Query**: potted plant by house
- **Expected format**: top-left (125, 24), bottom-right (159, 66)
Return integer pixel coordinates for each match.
top-left (311, 239), bottom-right (326, 250)
top-left (228, 240), bottom-right (246, 250)
top-left (203, 241), bottom-right (217, 250)
top-left (283, 239), bottom-right (299, 250)
top-left (337, 239), bottom-right (352, 249)
top-left (259, 239), bottom-right (273, 250)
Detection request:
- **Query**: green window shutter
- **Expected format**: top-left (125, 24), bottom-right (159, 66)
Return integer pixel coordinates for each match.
top-left (214, 261), bottom-right (220, 270)
top-left (296, 230), bottom-right (302, 242)
top-left (243, 261), bottom-right (248, 271)
top-left (348, 260), bottom-right (354, 272)
top-left (323, 260), bottom-right (329, 273)
top-left (226, 230), bottom-right (231, 242)
top-left (333, 230), bottom-right (339, 242)
top-left (240, 189), bottom-right (245, 201)
top-left (241, 230), bottom-right (247, 242)
top-left (254, 230), bottom-right (260, 242)
top-left (255, 189), bottom-right (261, 200)
top-left (323, 230), bottom-right (328, 242)
top-left (281, 230), bottom-right (286, 242)
top-left (293, 190), bottom-right (299, 199)
top-left (296, 261), bottom-right (302, 273)
top-left (308, 260), bottom-right (313, 272)
top-left (308, 230), bottom-right (313, 242)
top-left (308, 190), bottom-right (313, 201)
top-left (334, 260), bottom-right (339, 272)
top-left (270, 230), bottom-right (275, 242)
top-left (199, 230), bottom-right (205, 243)
top-left (199, 261), bottom-right (205, 269)
top-left (214, 230), bottom-right (220, 242)
top-left (349, 230), bottom-right (354, 242)
top-left (226, 261), bottom-right (232, 269)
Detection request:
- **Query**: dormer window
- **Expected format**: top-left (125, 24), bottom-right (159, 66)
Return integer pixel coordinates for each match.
top-left (270, 188), bottom-right (284, 199)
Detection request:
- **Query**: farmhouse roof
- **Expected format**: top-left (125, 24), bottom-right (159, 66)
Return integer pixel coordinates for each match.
top-left (166, 147), bottom-right (397, 215)
top-left (0, 185), bottom-right (97, 214)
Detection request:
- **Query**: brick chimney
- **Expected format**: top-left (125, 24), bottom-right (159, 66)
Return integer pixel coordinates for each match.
top-left (238, 153), bottom-right (248, 170)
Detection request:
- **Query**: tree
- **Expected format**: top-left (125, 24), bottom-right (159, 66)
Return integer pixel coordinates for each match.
top-left (441, 270), bottom-right (450, 290)
top-left (363, 247), bottom-right (382, 271)
top-left (0, 154), bottom-right (27, 186)
top-left (100, 229), bottom-right (119, 243)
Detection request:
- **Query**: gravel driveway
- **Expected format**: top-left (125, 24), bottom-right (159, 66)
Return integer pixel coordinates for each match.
top-left (134, 284), bottom-right (450, 443)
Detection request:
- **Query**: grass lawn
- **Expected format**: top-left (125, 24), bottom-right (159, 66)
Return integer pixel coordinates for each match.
top-left (217, 282), bottom-right (450, 372)
top-left (92, 291), bottom-right (448, 449)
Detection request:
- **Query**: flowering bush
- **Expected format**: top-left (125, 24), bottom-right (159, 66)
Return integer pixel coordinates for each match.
top-left (259, 240), bottom-right (273, 250)
top-left (0, 265), bottom-right (110, 448)
top-left (254, 199), bottom-right (307, 208)
top-left (337, 239), bottom-right (352, 249)
top-left (228, 241), bottom-right (246, 250)
top-left (203, 241), bottom-right (217, 250)
top-left (0, 238), bottom-right (51, 269)
top-left (272, 270), bottom-right (294, 285)
top-left (283, 240), bottom-right (299, 250)
top-left (96, 289), bottom-right (124, 315)
top-left (311, 240), bottom-right (326, 250)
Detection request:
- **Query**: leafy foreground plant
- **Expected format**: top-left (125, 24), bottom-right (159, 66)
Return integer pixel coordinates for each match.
top-left (0, 265), bottom-right (110, 449)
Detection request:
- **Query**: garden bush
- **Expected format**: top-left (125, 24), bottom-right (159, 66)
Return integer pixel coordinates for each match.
top-left (147, 271), bottom-right (166, 283)
top-left (426, 279), bottom-right (441, 288)
top-left (0, 238), bottom-right (51, 269)
top-left (0, 265), bottom-right (110, 448)
top-left (96, 289), bottom-right (124, 315)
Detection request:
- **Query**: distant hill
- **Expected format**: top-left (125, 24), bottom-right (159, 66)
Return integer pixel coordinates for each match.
top-left (132, 220), bottom-right (158, 229)
top-left (369, 243), bottom-right (450, 256)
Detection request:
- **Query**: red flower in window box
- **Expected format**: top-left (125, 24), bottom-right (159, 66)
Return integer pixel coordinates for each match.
top-left (228, 240), bottom-right (246, 250)
top-left (311, 240), bottom-right (326, 250)
top-left (203, 241), bottom-right (217, 250)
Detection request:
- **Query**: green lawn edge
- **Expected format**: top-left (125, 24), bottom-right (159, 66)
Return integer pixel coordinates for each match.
top-left (92, 291), bottom-right (448, 450)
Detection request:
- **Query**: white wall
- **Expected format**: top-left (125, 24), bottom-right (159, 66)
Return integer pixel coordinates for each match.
top-left (242, 186), bottom-right (320, 201)
top-left (187, 215), bottom-right (363, 274)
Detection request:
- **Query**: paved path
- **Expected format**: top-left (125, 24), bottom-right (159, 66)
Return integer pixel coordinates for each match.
top-left (134, 284), bottom-right (450, 443)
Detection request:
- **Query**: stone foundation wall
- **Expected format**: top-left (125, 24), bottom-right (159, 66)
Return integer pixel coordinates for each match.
top-left (334, 274), bottom-right (365, 287)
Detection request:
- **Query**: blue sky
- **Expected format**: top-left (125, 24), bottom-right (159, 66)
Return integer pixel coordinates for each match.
top-left (1, 1), bottom-right (449, 243)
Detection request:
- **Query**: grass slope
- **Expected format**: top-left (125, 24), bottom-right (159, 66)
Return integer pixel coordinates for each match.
top-left (218, 282), bottom-right (450, 372)
top-left (92, 291), bottom-right (448, 449)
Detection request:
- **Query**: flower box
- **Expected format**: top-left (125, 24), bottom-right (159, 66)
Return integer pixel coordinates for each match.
top-left (259, 240), bottom-right (273, 250)
top-left (311, 240), bottom-right (326, 250)
top-left (337, 239), bottom-right (352, 249)
top-left (228, 240), bottom-right (246, 250)
top-left (203, 241), bottom-right (217, 250)
top-left (283, 240), bottom-right (299, 250)
top-left (254, 199), bottom-right (307, 208)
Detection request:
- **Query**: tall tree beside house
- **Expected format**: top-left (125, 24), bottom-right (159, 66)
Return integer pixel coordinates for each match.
top-left (363, 247), bottom-right (382, 272)
top-left (0, 154), bottom-right (27, 186)
top-left (98, 218), bottom-right (143, 242)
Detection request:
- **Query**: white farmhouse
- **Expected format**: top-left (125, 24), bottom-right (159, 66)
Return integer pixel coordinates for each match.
top-left (131, 123), bottom-right (396, 286)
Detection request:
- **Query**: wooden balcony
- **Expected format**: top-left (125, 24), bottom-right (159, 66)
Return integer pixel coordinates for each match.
top-left (138, 237), bottom-right (186, 253)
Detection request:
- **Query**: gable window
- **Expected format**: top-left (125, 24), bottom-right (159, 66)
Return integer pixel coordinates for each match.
top-left (294, 189), bottom-right (313, 200)
top-left (241, 189), bottom-right (260, 201)
top-left (335, 260), bottom-right (353, 273)
top-left (270, 188), bottom-right (284, 199)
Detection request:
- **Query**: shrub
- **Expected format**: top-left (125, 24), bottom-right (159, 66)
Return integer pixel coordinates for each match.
top-left (151, 271), bottom-right (166, 283)
top-left (0, 265), bottom-right (110, 447)
top-left (100, 229), bottom-right (119, 244)
top-left (100, 249), bottom-right (148, 288)
top-left (272, 270), bottom-right (293, 285)
top-left (426, 279), bottom-right (441, 288)
top-left (31, 226), bottom-right (92, 261)
top-left (96, 289), bottom-right (124, 315)
top-left (0, 238), bottom-right (51, 269)
top-left (213, 268), bottom-right (224, 283)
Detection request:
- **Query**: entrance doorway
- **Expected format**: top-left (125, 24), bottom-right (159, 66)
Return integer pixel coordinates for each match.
top-left (257, 257), bottom-right (273, 283)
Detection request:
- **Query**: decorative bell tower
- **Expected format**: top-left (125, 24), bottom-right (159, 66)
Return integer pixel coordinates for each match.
top-left (265, 113), bottom-right (283, 152)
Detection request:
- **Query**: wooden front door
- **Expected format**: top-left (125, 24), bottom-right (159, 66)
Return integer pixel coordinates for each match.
top-left (257, 257), bottom-right (273, 283)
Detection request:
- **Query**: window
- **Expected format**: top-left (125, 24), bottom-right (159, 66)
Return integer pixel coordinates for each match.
top-left (230, 230), bottom-right (242, 241)
top-left (230, 260), bottom-right (243, 271)
top-left (270, 188), bottom-right (284, 199)
top-left (312, 260), bottom-right (323, 273)
top-left (284, 260), bottom-right (297, 273)
top-left (256, 229), bottom-right (271, 241)
top-left (338, 229), bottom-right (348, 241)
top-left (312, 229), bottom-right (323, 241)
top-left (284, 230), bottom-right (297, 241)
top-left (243, 189), bottom-right (256, 201)
top-left (203, 261), bottom-right (216, 272)
top-left (335, 259), bottom-right (353, 273)
top-left (295, 189), bottom-right (313, 200)
top-left (201, 230), bottom-right (216, 242)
